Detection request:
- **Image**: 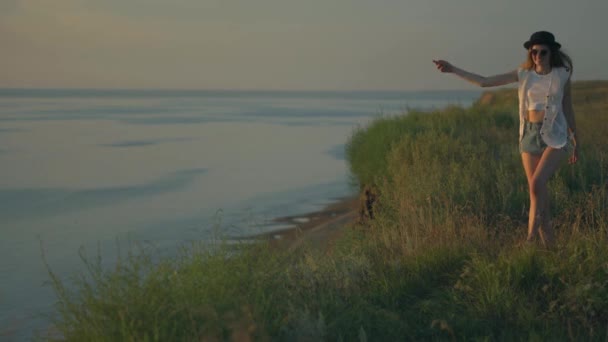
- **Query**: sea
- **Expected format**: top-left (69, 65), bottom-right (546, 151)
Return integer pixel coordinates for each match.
top-left (0, 88), bottom-right (481, 339)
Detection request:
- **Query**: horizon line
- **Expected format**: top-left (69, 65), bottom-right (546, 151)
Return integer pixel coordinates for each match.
top-left (4, 78), bottom-right (606, 93)
top-left (0, 86), bottom-right (487, 94)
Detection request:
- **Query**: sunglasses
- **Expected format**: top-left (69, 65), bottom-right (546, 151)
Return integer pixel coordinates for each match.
top-left (530, 48), bottom-right (549, 57)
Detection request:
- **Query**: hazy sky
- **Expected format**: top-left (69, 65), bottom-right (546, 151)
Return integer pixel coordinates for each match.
top-left (1, 0), bottom-right (607, 90)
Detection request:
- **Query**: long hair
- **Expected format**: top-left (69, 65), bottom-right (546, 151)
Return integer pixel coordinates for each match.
top-left (521, 45), bottom-right (574, 72)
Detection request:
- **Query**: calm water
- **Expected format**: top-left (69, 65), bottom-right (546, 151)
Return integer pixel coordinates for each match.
top-left (0, 88), bottom-right (480, 339)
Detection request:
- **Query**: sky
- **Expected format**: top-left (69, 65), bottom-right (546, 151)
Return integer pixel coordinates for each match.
top-left (1, 0), bottom-right (607, 91)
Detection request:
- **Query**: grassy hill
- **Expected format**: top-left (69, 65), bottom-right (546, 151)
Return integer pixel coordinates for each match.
top-left (45, 81), bottom-right (608, 341)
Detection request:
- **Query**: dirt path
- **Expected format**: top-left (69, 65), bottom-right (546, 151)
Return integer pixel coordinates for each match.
top-left (245, 196), bottom-right (360, 252)
top-left (285, 210), bottom-right (358, 252)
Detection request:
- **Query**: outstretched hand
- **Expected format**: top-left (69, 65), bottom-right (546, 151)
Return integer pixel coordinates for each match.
top-left (432, 60), bottom-right (454, 73)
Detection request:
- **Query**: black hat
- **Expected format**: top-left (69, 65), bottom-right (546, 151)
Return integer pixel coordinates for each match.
top-left (523, 31), bottom-right (561, 50)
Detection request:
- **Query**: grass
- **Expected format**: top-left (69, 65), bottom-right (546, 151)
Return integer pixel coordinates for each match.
top-left (43, 81), bottom-right (608, 341)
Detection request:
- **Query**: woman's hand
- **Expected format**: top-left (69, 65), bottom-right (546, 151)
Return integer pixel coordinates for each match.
top-left (433, 60), bottom-right (454, 73)
top-left (568, 146), bottom-right (579, 164)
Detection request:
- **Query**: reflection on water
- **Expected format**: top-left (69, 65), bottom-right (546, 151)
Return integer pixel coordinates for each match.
top-left (101, 137), bottom-right (194, 148)
top-left (0, 88), bottom-right (480, 339)
top-left (326, 144), bottom-right (347, 161)
top-left (0, 168), bottom-right (208, 221)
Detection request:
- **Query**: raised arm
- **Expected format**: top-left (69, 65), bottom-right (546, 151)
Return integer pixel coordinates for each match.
top-left (432, 60), bottom-right (518, 87)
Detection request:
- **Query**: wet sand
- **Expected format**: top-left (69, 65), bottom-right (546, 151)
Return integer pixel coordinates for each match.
top-left (244, 195), bottom-right (360, 251)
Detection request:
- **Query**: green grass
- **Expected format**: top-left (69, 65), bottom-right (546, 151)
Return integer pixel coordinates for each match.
top-left (44, 81), bottom-right (608, 341)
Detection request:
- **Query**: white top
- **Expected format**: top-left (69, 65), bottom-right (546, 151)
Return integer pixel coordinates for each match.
top-left (517, 66), bottom-right (571, 148)
top-left (526, 70), bottom-right (553, 110)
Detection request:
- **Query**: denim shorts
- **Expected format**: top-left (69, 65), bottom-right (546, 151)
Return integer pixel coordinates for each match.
top-left (519, 121), bottom-right (546, 154)
top-left (519, 121), bottom-right (571, 155)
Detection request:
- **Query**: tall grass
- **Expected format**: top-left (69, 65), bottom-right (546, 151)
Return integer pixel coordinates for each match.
top-left (44, 82), bottom-right (608, 341)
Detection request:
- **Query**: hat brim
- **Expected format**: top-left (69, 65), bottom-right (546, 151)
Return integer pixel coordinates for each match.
top-left (524, 40), bottom-right (561, 49)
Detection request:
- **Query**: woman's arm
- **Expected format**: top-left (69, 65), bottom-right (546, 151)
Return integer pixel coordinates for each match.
top-left (432, 60), bottom-right (518, 87)
top-left (562, 79), bottom-right (579, 164)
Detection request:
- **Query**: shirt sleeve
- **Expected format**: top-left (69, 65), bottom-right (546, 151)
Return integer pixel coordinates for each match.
top-left (516, 67), bottom-right (525, 83)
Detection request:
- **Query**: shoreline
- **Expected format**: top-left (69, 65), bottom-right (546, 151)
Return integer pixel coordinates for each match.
top-left (242, 195), bottom-right (360, 250)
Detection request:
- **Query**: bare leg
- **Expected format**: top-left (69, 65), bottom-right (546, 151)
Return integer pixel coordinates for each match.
top-left (529, 147), bottom-right (567, 247)
top-left (540, 187), bottom-right (554, 246)
top-left (521, 152), bottom-right (542, 241)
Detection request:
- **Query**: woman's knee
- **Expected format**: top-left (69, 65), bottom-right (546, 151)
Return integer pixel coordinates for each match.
top-left (529, 177), bottom-right (547, 198)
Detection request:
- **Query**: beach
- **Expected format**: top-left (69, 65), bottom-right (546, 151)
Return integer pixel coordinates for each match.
top-left (245, 195), bottom-right (360, 251)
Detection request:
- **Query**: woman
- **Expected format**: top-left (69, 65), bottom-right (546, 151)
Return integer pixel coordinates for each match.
top-left (432, 31), bottom-right (579, 247)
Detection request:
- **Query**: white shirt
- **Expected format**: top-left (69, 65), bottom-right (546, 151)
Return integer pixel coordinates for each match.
top-left (517, 66), bottom-right (571, 148)
top-left (526, 70), bottom-right (553, 110)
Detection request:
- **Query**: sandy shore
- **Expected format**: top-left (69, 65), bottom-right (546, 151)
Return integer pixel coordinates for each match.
top-left (243, 195), bottom-right (360, 251)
